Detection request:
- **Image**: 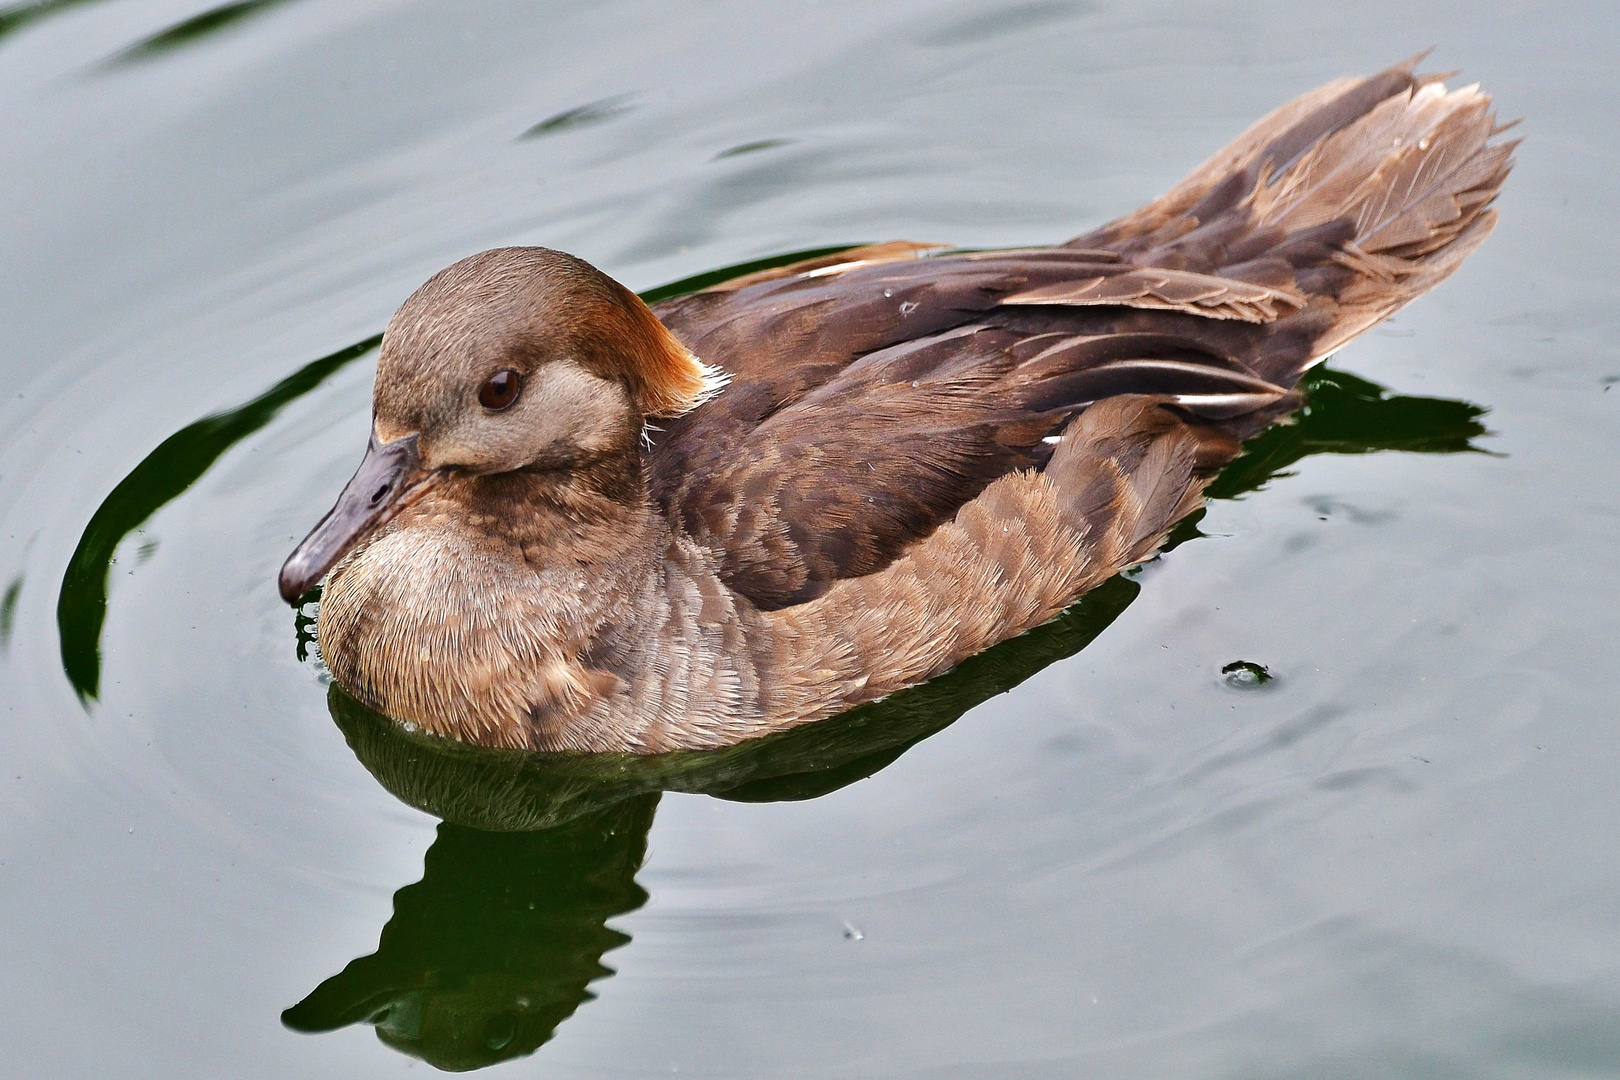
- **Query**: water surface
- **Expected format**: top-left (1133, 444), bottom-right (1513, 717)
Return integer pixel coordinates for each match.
top-left (2, 1), bottom-right (1617, 1077)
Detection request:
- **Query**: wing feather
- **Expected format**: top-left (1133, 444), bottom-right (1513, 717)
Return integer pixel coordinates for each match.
top-left (647, 60), bottom-right (1511, 610)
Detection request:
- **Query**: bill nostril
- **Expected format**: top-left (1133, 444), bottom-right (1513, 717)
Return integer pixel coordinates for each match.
top-left (371, 483), bottom-right (390, 505)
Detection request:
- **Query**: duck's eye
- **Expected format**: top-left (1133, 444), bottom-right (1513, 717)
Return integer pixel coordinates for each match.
top-left (478, 369), bottom-right (522, 411)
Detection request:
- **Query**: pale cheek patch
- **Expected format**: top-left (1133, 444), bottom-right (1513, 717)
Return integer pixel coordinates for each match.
top-left (533, 363), bottom-right (635, 457)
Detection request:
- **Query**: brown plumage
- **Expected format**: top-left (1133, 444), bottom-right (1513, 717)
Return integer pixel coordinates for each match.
top-left (281, 59), bottom-right (1515, 752)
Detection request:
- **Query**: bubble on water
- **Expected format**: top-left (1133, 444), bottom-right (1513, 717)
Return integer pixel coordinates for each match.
top-left (482, 1012), bottom-right (516, 1050)
top-left (1221, 660), bottom-right (1274, 689)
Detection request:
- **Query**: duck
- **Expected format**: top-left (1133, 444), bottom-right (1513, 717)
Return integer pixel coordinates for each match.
top-left (279, 57), bottom-right (1514, 754)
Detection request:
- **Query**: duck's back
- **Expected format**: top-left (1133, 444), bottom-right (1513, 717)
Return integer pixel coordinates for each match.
top-left (647, 57), bottom-right (1512, 613)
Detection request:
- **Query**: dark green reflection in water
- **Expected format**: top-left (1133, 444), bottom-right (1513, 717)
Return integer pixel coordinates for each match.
top-left (56, 333), bottom-right (382, 700)
top-left (0, 0), bottom-right (102, 42)
top-left (103, 0), bottom-right (298, 66)
top-left (283, 796), bottom-right (656, 1073)
top-left (0, 575), bottom-right (20, 653)
top-left (713, 138), bottom-right (796, 160)
top-left (518, 94), bottom-right (636, 141)
top-left (0, 0), bottom-right (296, 54)
top-left (1205, 368), bottom-right (1490, 501)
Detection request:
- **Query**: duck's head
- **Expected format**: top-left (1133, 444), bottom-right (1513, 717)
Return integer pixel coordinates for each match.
top-left (278, 247), bottom-right (722, 604)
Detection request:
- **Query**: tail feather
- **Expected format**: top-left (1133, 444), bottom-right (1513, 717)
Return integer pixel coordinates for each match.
top-left (1068, 59), bottom-right (1515, 385)
top-left (1070, 73), bottom-right (1368, 252)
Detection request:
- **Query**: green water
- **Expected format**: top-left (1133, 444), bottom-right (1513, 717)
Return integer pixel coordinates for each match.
top-left (2, 2), bottom-right (1617, 1076)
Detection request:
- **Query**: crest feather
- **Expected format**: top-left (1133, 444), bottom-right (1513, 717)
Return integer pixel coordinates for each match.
top-left (603, 277), bottom-right (729, 417)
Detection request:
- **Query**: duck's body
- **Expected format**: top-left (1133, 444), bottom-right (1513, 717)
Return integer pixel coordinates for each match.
top-left (283, 60), bottom-right (1514, 753)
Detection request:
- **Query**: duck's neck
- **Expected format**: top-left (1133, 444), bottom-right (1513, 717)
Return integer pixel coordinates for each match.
top-left (317, 447), bottom-right (671, 750)
top-left (459, 450), bottom-right (659, 574)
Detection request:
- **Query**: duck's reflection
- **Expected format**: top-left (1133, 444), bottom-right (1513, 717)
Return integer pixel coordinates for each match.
top-left (282, 797), bottom-right (654, 1071)
top-left (284, 365), bottom-right (1491, 1070)
top-left (285, 575), bottom-right (1139, 1070)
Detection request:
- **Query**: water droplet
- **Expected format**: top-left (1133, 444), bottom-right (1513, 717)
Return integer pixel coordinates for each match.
top-left (482, 1013), bottom-right (517, 1050)
top-left (1221, 660), bottom-right (1274, 689)
top-left (842, 920), bottom-right (864, 940)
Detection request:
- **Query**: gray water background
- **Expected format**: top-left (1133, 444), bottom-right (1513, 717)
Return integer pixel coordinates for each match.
top-left (1, 1), bottom-right (1618, 1076)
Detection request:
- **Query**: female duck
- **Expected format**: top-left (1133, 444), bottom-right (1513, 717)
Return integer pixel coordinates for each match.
top-left (280, 59), bottom-right (1513, 753)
